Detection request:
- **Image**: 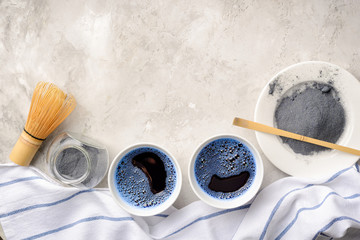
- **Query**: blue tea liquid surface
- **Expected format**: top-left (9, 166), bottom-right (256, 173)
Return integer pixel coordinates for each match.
top-left (195, 138), bottom-right (256, 199)
top-left (115, 147), bottom-right (177, 208)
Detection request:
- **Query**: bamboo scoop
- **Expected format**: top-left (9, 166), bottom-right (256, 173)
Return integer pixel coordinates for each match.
top-left (233, 117), bottom-right (360, 156)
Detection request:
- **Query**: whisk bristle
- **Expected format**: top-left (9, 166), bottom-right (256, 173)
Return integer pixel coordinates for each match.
top-left (25, 82), bottom-right (76, 140)
top-left (10, 81), bottom-right (76, 166)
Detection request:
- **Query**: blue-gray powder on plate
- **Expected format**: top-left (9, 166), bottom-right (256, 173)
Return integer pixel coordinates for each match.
top-left (274, 81), bottom-right (346, 155)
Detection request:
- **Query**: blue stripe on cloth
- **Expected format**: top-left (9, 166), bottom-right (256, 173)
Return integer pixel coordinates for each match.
top-left (164, 204), bottom-right (250, 238)
top-left (0, 189), bottom-right (95, 219)
top-left (155, 214), bottom-right (169, 218)
top-left (312, 216), bottom-right (360, 240)
top-left (323, 166), bottom-right (354, 184)
top-left (23, 216), bottom-right (134, 240)
top-left (355, 163), bottom-right (360, 173)
top-left (259, 166), bottom-right (353, 240)
top-left (275, 193), bottom-right (360, 239)
top-left (320, 232), bottom-right (332, 239)
top-left (0, 176), bottom-right (42, 188)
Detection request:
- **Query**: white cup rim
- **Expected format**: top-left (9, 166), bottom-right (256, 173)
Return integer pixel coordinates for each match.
top-left (108, 143), bottom-right (182, 216)
top-left (188, 134), bottom-right (264, 209)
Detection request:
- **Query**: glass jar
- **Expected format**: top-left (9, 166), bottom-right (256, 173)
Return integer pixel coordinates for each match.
top-left (46, 132), bottom-right (109, 188)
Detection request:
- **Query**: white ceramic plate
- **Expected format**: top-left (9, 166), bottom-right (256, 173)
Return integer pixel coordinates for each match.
top-left (255, 61), bottom-right (360, 179)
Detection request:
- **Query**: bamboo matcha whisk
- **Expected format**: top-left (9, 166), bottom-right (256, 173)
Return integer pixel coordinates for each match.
top-left (9, 82), bottom-right (76, 166)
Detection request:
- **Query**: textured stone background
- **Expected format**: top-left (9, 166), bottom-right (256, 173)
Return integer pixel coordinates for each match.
top-left (1, 1), bottom-right (360, 237)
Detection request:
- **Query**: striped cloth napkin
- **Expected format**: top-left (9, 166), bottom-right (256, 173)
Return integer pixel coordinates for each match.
top-left (1, 162), bottom-right (360, 240)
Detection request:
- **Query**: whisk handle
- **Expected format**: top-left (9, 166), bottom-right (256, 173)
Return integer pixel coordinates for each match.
top-left (9, 130), bottom-right (43, 166)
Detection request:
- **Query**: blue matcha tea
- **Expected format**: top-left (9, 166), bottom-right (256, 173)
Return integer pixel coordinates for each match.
top-left (194, 138), bottom-right (256, 199)
top-left (115, 147), bottom-right (177, 208)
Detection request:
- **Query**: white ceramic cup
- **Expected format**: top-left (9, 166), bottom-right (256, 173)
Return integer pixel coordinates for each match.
top-left (188, 134), bottom-right (264, 209)
top-left (108, 143), bottom-right (182, 216)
